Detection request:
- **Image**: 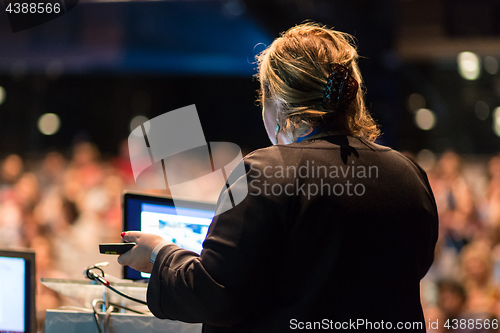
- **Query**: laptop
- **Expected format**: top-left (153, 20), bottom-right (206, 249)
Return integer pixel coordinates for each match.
top-left (0, 249), bottom-right (36, 333)
top-left (122, 192), bottom-right (216, 280)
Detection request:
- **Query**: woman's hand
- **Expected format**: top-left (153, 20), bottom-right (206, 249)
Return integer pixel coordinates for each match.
top-left (117, 231), bottom-right (167, 273)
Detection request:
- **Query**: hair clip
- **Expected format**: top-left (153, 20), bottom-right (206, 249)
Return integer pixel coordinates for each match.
top-left (322, 63), bottom-right (358, 112)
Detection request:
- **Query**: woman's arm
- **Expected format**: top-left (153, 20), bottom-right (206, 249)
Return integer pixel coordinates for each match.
top-left (120, 148), bottom-right (287, 327)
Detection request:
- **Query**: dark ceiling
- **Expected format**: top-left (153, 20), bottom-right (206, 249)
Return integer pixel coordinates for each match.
top-left (0, 0), bottom-right (499, 156)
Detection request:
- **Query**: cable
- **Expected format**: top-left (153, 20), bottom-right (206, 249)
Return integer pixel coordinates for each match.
top-left (92, 299), bottom-right (116, 333)
top-left (93, 300), bottom-right (148, 315)
top-left (92, 299), bottom-right (150, 333)
top-left (92, 299), bottom-right (104, 333)
top-left (86, 263), bottom-right (150, 333)
top-left (85, 264), bottom-right (148, 306)
top-left (103, 283), bottom-right (148, 305)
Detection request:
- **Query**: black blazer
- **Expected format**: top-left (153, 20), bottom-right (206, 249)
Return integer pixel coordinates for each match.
top-left (147, 135), bottom-right (439, 332)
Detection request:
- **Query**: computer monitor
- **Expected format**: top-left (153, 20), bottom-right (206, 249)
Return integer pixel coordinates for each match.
top-left (0, 249), bottom-right (36, 333)
top-left (123, 192), bottom-right (216, 280)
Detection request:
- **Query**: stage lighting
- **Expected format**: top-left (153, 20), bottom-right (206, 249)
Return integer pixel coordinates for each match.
top-left (493, 107), bottom-right (500, 137)
top-left (484, 56), bottom-right (499, 75)
top-left (416, 149), bottom-right (436, 171)
top-left (0, 86), bottom-right (5, 105)
top-left (38, 113), bottom-right (61, 135)
top-left (406, 93), bottom-right (426, 113)
top-left (130, 115), bottom-right (150, 136)
top-left (415, 108), bottom-right (436, 131)
top-left (458, 52), bottom-right (481, 80)
top-left (475, 101), bottom-right (490, 121)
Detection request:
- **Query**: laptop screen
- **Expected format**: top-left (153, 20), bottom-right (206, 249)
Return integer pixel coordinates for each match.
top-left (123, 192), bottom-right (216, 280)
top-left (0, 250), bottom-right (35, 333)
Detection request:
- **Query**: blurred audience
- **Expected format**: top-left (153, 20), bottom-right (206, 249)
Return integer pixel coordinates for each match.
top-left (0, 140), bottom-right (224, 330)
top-left (432, 279), bottom-right (497, 333)
top-left (423, 151), bottom-right (500, 330)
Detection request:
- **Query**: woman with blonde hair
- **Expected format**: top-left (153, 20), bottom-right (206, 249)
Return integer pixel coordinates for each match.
top-left (119, 22), bottom-right (438, 332)
top-left (460, 241), bottom-right (496, 314)
top-left (257, 22), bottom-right (379, 144)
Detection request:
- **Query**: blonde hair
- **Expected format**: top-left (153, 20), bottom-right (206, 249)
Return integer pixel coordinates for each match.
top-left (256, 22), bottom-right (380, 142)
top-left (460, 241), bottom-right (493, 290)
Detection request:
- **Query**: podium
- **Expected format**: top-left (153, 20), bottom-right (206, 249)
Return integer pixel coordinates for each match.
top-left (45, 310), bottom-right (202, 333)
top-left (42, 278), bottom-right (202, 333)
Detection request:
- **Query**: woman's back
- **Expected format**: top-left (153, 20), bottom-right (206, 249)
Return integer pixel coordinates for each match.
top-left (188, 135), bottom-right (438, 332)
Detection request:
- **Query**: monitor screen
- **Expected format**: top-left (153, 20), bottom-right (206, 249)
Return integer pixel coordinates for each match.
top-left (0, 249), bottom-right (36, 333)
top-left (123, 192), bottom-right (215, 280)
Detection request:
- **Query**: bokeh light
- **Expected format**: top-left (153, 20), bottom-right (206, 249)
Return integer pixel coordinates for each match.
top-left (38, 113), bottom-right (61, 135)
top-left (407, 93), bottom-right (426, 113)
top-left (416, 149), bottom-right (436, 171)
top-left (415, 108), bottom-right (437, 130)
top-left (0, 86), bottom-right (5, 105)
top-left (130, 115), bottom-right (150, 136)
top-left (458, 52), bottom-right (481, 81)
top-left (222, 0), bottom-right (247, 18)
top-left (475, 101), bottom-right (490, 121)
top-left (484, 56), bottom-right (499, 75)
top-left (493, 107), bottom-right (500, 137)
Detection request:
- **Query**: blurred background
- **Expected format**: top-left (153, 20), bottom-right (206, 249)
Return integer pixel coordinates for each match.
top-left (1, 0), bottom-right (500, 331)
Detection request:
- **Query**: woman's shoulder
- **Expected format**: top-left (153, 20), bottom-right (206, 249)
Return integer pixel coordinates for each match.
top-left (241, 137), bottom-right (395, 165)
top-left (241, 136), bottom-right (427, 169)
top-left (242, 145), bottom-right (289, 168)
